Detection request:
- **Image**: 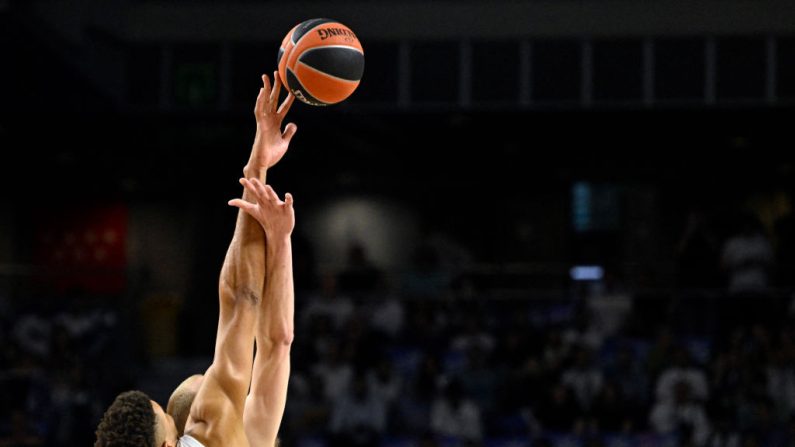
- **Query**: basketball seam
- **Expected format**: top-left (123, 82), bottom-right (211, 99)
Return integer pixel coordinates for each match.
top-left (291, 20), bottom-right (335, 48)
top-left (296, 61), bottom-right (361, 84)
top-left (285, 24), bottom-right (328, 92)
top-left (300, 45), bottom-right (364, 55)
top-left (287, 67), bottom-right (325, 106)
top-left (290, 20), bottom-right (317, 45)
top-left (292, 66), bottom-right (324, 102)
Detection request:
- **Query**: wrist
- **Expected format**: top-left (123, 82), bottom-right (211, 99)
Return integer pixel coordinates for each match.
top-left (267, 234), bottom-right (292, 251)
top-left (243, 164), bottom-right (265, 180)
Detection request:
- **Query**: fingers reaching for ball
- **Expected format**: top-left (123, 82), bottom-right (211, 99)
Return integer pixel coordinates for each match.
top-left (228, 178), bottom-right (295, 236)
top-left (228, 178), bottom-right (294, 210)
top-left (269, 71), bottom-right (281, 113)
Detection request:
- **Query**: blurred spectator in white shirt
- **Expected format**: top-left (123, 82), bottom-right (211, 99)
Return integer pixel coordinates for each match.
top-left (650, 381), bottom-right (711, 446)
top-left (655, 346), bottom-right (709, 404)
top-left (721, 213), bottom-right (774, 296)
top-left (330, 374), bottom-right (387, 447)
top-left (561, 345), bottom-right (604, 410)
top-left (430, 379), bottom-right (483, 441)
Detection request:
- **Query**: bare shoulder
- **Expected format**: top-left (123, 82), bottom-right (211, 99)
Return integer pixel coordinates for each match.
top-left (186, 373), bottom-right (250, 447)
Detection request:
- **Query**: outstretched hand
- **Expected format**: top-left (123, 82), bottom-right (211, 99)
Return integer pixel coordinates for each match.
top-left (248, 72), bottom-right (297, 172)
top-left (228, 178), bottom-right (295, 238)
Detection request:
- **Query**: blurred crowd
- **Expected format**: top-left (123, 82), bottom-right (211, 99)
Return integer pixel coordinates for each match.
top-left (1, 209), bottom-right (795, 447)
top-left (279, 232), bottom-right (795, 447)
top-left (0, 290), bottom-right (126, 447)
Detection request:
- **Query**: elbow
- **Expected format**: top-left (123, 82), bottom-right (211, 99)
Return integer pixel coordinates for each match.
top-left (268, 329), bottom-right (294, 347)
top-left (267, 316), bottom-right (294, 346)
top-left (267, 328), bottom-right (294, 350)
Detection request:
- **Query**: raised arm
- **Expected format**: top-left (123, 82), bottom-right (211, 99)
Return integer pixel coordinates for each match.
top-left (221, 71), bottom-right (295, 307)
top-left (229, 179), bottom-right (295, 447)
top-left (187, 73), bottom-right (296, 435)
top-left (213, 72), bottom-right (295, 402)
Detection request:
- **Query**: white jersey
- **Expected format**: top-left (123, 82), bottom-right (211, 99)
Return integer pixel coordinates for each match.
top-left (178, 434), bottom-right (206, 447)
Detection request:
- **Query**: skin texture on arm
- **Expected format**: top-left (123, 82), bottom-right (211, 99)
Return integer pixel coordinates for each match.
top-left (184, 73), bottom-right (296, 447)
top-left (230, 179), bottom-right (295, 447)
top-left (222, 70), bottom-right (296, 323)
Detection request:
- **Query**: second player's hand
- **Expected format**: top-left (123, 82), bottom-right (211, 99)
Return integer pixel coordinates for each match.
top-left (248, 72), bottom-right (297, 172)
top-left (228, 178), bottom-right (295, 238)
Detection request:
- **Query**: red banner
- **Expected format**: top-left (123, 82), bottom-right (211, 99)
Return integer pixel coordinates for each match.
top-left (34, 204), bottom-right (127, 294)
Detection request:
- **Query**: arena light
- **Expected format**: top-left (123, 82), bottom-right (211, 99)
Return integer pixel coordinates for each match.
top-left (569, 265), bottom-right (604, 281)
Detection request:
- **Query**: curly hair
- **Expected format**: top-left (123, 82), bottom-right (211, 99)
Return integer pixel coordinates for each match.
top-left (95, 390), bottom-right (156, 447)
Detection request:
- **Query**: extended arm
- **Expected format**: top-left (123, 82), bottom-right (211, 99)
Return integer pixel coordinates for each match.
top-left (194, 73), bottom-right (296, 415)
top-left (230, 179), bottom-right (295, 447)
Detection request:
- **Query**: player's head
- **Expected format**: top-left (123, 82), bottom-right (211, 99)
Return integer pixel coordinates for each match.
top-left (167, 374), bottom-right (204, 436)
top-left (95, 390), bottom-right (178, 447)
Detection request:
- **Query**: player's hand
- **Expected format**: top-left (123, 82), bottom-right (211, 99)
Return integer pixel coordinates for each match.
top-left (248, 71), bottom-right (297, 172)
top-left (228, 178), bottom-right (295, 238)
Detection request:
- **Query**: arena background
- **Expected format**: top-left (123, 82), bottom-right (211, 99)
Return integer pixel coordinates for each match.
top-left (3, 1), bottom-right (795, 446)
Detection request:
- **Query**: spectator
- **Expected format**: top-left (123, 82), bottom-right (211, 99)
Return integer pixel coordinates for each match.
top-left (655, 346), bottom-right (708, 404)
top-left (306, 313), bottom-right (336, 363)
top-left (584, 269), bottom-right (633, 342)
top-left (329, 374), bottom-right (387, 447)
top-left (721, 213), bottom-right (774, 296)
top-left (313, 341), bottom-right (354, 402)
top-left (561, 345), bottom-right (604, 411)
top-left (302, 273), bottom-right (354, 331)
top-left (53, 291), bottom-right (117, 360)
top-left (719, 212), bottom-right (778, 334)
top-left (367, 358), bottom-right (402, 425)
top-left (649, 381), bottom-right (711, 446)
top-left (430, 379), bottom-right (483, 441)
top-left (368, 293), bottom-right (405, 339)
top-left (706, 411), bottom-right (740, 447)
top-left (12, 313), bottom-right (51, 362)
top-left (450, 316), bottom-right (496, 355)
top-left (562, 305), bottom-right (603, 352)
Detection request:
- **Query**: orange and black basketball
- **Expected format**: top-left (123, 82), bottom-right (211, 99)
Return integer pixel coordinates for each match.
top-left (277, 18), bottom-right (364, 106)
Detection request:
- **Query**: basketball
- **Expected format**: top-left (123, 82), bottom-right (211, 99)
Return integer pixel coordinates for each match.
top-left (277, 18), bottom-right (364, 106)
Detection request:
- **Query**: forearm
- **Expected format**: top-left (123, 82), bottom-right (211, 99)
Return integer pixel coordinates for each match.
top-left (243, 235), bottom-right (293, 436)
top-left (260, 236), bottom-right (294, 346)
top-left (219, 165), bottom-right (268, 300)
